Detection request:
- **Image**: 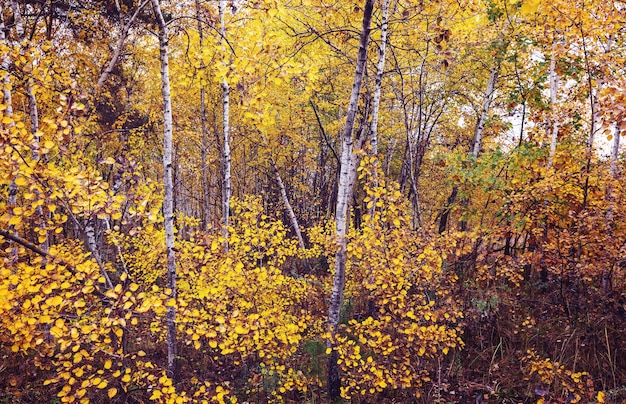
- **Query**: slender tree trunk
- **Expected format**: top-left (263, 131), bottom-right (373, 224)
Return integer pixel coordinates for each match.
top-left (581, 32), bottom-right (600, 208)
top-left (96, 0), bottom-right (150, 91)
top-left (1, 6), bottom-right (19, 263)
top-left (85, 218), bottom-right (113, 288)
top-left (151, 0), bottom-right (177, 380)
top-left (327, 0), bottom-right (374, 399)
top-left (603, 124), bottom-right (621, 293)
top-left (271, 159), bottom-right (306, 251)
top-left (219, 0), bottom-right (231, 249)
top-left (369, 0), bottom-right (389, 157)
top-left (10, 0), bottom-right (40, 143)
top-left (540, 43), bottom-right (560, 283)
top-left (195, 0), bottom-right (211, 231)
top-left (407, 140), bottom-right (423, 228)
top-left (609, 126), bottom-right (621, 179)
top-left (547, 42), bottom-right (559, 168)
top-left (439, 67), bottom-right (498, 233)
top-left (200, 89), bottom-right (211, 229)
top-left (471, 68), bottom-right (498, 158)
top-left (367, 0), bottom-right (390, 218)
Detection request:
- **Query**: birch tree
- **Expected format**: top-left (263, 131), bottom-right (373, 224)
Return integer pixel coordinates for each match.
top-left (327, 0), bottom-right (375, 399)
top-left (367, 0), bottom-right (390, 218)
top-left (369, 0), bottom-right (390, 157)
top-left (219, 0), bottom-right (232, 249)
top-left (547, 41), bottom-right (560, 168)
top-left (0, 5), bottom-right (18, 262)
top-left (196, 0), bottom-right (211, 231)
top-left (151, 0), bottom-right (177, 379)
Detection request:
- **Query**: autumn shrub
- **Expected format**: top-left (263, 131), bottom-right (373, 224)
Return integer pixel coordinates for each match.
top-left (311, 165), bottom-right (464, 401)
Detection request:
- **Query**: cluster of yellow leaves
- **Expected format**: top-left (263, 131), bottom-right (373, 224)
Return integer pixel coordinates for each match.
top-left (314, 166), bottom-right (465, 400)
top-left (523, 350), bottom-right (606, 403)
top-left (170, 196), bottom-right (325, 398)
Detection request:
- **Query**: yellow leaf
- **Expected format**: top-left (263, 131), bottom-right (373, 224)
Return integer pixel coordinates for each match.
top-left (520, 0), bottom-right (540, 14)
top-left (14, 176), bottom-right (28, 187)
top-left (597, 391), bottom-right (606, 403)
top-left (108, 387), bottom-right (118, 398)
top-left (150, 390), bottom-right (162, 400)
top-left (104, 359), bottom-right (112, 369)
top-left (121, 374), bottom-right (131, 383)
top-left (97, 380), bottom-right (108, 389)
top-left (234, 325), bottom-right (249, 335)
top-left (8, 215), bottom-right (21, 226)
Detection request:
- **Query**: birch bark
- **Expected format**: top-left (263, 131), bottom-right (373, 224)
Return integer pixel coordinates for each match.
top-left (1, 6), bottom-right (19, 262)
top-left (327, 0), bottom-right (374, 399)
top-left (368, 0), bottom-right (390, 218)
top-left (471, 68), bottom-right (498, 158)
top-left (195, 0), bottom-right (211, 231)
top-left (369, 0), bottom-right (390, 157)
top-left (219, 0), bottom-right (232, 250)
top-left (547, 42), bottom-right (559, 168)
top-left (151, 0), bottom-right (177, 379)
top-left (603, 124), bottom-right (621, 293)
top-left (11, 0), bottom-right (49, 253)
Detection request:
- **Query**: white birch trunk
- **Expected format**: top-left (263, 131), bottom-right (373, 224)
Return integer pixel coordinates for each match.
top-left (85, 218), bottom-right (113, 289)
top-left (472, 68), bottom-right (498, 157)
top-left (200, 88), bottom-right (211, 230)
top-left (609, 126), bottom-right (621, 178)
top-left (219, 0), bottom-right (231, 249)
top-left (327, 0), bottom-right (375, 399)
top-left (151, 0), bottom-right (177, 379)
top-left (547, 43), bottom-right (559, 168)
top-left (369, 0), bottom-right (389, 156)
top-left (96, 0), bottom-right (150, 91)
top-left (603, 124), bottom-right (621, 293)
top-left (0, 5), bottom-right (14, 127)
top-left (11, 0), bottom-right (48, 252)
top-left (196, 0), bottom-right (211, 231)
top-left (1, 6), bottom-right (19, 262)
top-left (367, 0), bottom-right (390, 218)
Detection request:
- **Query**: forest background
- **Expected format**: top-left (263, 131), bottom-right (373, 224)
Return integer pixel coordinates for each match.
top-left (1, 0), bottom-right (625, 402)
